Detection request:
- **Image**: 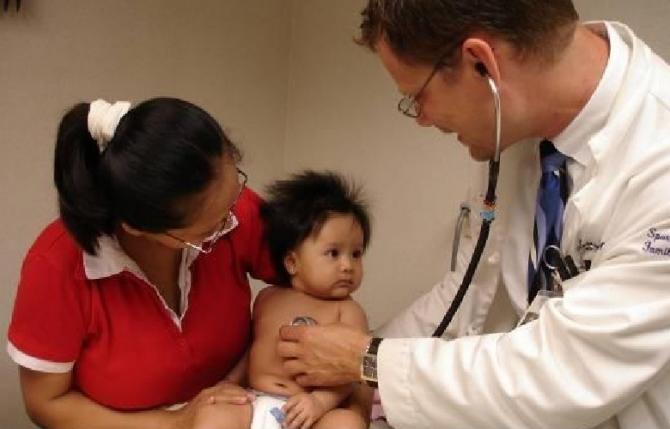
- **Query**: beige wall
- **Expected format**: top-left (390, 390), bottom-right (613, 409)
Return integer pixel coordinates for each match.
top-left (0, 2), bottom-right (291, 427)
top-left (2, 1), bottom-right (670, 428)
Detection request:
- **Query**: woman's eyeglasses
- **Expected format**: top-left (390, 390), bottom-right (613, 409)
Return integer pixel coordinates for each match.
top-left (165, 169), bottom-right (248, 254)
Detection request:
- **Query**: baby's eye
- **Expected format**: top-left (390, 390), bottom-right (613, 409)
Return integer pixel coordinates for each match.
top-left (352, 249), bottom-right (363, 259)
top-left (326, 249), bottom-right (339, 258)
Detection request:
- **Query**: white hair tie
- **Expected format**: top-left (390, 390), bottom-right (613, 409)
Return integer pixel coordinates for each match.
top-left (87, 99), bottom-right (132, 152)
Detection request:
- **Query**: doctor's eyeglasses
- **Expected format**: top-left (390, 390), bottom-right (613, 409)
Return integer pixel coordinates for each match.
top-left (165, 168), bottom-right (248, 254)
top-left (398, 48), bottom-right (456, 118)
top-left (398, 57), bottom-right (446, 118)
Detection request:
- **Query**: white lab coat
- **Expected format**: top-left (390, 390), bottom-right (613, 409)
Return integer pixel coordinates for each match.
top-left (375, 22), bottom-right (670, 429)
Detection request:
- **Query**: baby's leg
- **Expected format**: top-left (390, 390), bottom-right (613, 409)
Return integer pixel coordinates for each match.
top-left (192, 402), bottom-right (252, 429)
top-left (313, 408), bottom-right (368, 429)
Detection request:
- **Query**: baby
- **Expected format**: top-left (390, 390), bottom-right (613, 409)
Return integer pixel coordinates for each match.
top-left (249, 171), bottom-right (371, 429)
top-left (194, 171), bottom-right (371, 429)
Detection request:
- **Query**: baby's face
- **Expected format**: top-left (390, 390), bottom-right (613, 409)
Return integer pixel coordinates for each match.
top-left (286, 214), bottom-right (365, 299)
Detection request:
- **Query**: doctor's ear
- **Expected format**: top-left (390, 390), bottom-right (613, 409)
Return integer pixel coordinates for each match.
top-left (461, 37), bottom-right (499, 81)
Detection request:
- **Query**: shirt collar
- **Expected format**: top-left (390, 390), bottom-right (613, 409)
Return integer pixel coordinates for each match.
top-left (83, 234), bottom-right (133, 280)
top-left (83, 213), bottom-right (239, 280)
top-left (552, 22), bottom-right (630, 166)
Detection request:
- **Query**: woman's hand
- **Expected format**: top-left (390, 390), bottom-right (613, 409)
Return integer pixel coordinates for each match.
top-left (171, 382), bottom-right (255, 429)
top-left (205, 381), bottom-right (256, 405)
top-left (277, 323), bottom-right (371, 386)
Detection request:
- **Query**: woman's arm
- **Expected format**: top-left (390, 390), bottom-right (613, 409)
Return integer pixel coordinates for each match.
top-left (221, 350), bottom-right (249, 386)
top-left (20, 367), bottom-right (252, 429)
top-left (20, 367), bottom-right (175, 429)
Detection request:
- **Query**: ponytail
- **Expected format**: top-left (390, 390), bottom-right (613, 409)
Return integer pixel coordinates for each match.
top-left (54, 103), bottom-right (112, 255)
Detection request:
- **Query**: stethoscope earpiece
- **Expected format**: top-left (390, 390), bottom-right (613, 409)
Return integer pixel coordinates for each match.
top-left (475, 62), bottom-right (489, 77)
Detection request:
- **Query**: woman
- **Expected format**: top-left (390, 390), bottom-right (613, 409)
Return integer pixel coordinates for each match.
top-left (7, 97), bottom-right (275, 428)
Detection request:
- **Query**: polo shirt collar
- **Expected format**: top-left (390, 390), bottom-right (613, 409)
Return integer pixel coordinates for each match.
top-left (83, 234), bottom-right (155, 281)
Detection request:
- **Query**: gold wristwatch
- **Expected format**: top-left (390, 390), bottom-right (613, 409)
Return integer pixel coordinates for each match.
top-left (360, 337), bottom-right (383, 387)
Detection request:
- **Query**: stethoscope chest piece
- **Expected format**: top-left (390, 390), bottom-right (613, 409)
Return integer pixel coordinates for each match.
top-left (290, 316), bottom-right (318, 326)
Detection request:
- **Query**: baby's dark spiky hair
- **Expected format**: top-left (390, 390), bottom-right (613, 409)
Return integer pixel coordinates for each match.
top-left (260, 170), bottom-right (371, 284)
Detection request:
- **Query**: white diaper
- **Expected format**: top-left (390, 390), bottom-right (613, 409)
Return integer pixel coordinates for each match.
top-left (250, 392), bottom-right (288, 429)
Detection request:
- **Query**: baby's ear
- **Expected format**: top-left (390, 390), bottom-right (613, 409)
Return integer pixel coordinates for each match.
top-left (284, 252), bottom-right (298, 276)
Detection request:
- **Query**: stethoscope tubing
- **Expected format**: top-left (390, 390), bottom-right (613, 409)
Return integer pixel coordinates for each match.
top-left (433, 74), bottom-right (502, 338)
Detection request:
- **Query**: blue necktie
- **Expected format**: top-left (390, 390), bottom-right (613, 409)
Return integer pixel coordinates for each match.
top-left (528, 140), bottom-right (567, 303)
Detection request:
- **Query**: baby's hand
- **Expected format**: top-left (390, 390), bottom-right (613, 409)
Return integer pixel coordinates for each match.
top-left (282, 392), bottom-right (326, 429)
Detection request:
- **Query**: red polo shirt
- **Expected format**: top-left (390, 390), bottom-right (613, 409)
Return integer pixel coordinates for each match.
top-left (7, 188), bottom-right (276, 410)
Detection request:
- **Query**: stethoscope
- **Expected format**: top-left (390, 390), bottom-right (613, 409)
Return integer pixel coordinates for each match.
top-left (433, 63), bottom-right (501, 337)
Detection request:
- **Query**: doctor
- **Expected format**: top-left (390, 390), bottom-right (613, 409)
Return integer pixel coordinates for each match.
top-left (278, 1), bottom-right (670, 428)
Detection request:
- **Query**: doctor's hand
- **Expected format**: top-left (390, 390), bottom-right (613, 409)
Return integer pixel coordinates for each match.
top-left (278, 323), bottom-right (372, 387)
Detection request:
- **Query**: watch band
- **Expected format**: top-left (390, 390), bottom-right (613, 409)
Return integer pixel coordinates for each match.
top-left (360, 337), bottom-right (383, 387)
top-left (367, 336), bottom-right (382, 355)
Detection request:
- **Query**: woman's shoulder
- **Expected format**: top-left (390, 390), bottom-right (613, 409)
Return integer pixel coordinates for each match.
top-left (235, 187), bottom-right (263, 215)
top-left (9, 220), bottom-right (93, 373)
top-left (230, 187), bottom-right (265, 236)
top-left (24, 219), bottom-right (84, 275)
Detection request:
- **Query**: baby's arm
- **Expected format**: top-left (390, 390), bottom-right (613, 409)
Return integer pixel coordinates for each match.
top-left (223, 287), bottom-right (279, 387)
top-left (219, 289), bottom-right (277, 388)
top-left (338, 298), bottom-right (369, 331)
top-left (338, 299), bottom-right (374, 423)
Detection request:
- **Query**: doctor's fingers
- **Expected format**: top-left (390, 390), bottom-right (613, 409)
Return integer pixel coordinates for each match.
top-left (282, 353), bottom-right (355, 386)
top-left (279, 324), bottom-right (310, 342)
top-left (277, 339), bottom-right (305, 359)
top-left (282, 358), bottom-right (308, 377)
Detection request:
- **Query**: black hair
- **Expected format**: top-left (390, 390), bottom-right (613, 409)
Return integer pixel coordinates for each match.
top-left (261, 171), bottom-right (372, 285)
top-left (54, 97), bottom-right (241, 255)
